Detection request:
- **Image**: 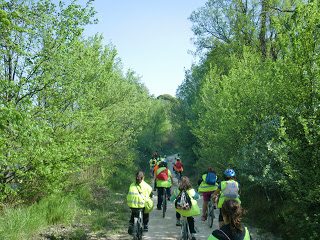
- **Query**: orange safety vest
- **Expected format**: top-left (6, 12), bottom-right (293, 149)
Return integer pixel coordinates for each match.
top-left (154, 164), bottom-right (159, 178)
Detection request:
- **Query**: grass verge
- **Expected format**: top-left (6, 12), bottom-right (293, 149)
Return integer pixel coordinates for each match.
top-left (0, 179), bottom-right (133, 239)
top-left (0, 192), bottom-right (77, 240)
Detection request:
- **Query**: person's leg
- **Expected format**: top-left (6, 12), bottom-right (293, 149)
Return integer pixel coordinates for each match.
top-left (187, 216), bottom-right (196, 233)
top-left (154, 178), bottom-right (157, 190)
top-left (157, 187), bottom-right (164, 209)
top-left (202, 200), bottom-right (208, 220)
top-left (166, 187), bottom-right (171, 198)
top-left (176, 211), bottom-right (181, 226)
top-left (129, 210), bottom-right (134, 224)
top-left (142, 209), bottom-right (149, 225)
top-left (128, 209), bottom-right (136, 234)
top-left (202, 191), bottom-right (211, 220)
top-left (143, 211), bottom-right (149, 231)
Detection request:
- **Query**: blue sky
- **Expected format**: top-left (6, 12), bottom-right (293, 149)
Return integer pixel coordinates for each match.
top-left (59, 0), bottom-right (207, 97)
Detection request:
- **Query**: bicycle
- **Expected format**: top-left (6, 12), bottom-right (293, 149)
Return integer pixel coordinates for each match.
top-left (176, 171), bottom-right (182, 184)
top-left (180, 215), bottom-right (191, 240)
top-left (162, 188), bottom-right (167, 218)
top-left (206, 195), bottom-right (216, 228)
top-left (150, 165), bottom-right (155, 177)
top-left (132, 208), bottom-right (143, 240)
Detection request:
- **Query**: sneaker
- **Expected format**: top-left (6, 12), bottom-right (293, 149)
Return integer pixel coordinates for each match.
top-left (201, 215), bottom-right (206, 221)
top-left (128, 225), bottom-right (133, 235)
top-left (143, 225), bottom-right (148, 232)
top-left (176, 219), bottom-right (181, 226)
top-left (157, 207), bottom-right (162, 210)
top-left (191, 233), bottom-right (196, 240)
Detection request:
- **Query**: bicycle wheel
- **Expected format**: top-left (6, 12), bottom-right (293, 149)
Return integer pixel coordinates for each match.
top-left (162, 190), bottom-right (167, 218)
top-left (133, 218), bottom-right (139, 240)
top-left (207, 202), bottom-right (214, 228)
top-left (181, 221), bottom-right (188, 240)
top-left (138, 220), bottom-right (143, 240)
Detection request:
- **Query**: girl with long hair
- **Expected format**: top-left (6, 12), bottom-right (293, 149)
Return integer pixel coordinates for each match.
top-left (170, 176), bottom-right (200, 240)
top-left (207, 199), bottom-right (252, 240)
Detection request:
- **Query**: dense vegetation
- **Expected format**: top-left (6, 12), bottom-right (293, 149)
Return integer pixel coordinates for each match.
top-left (0, 1), bottom-right (175, 238)
top-left (1, 0), bottom-right (319, 239)
top-left (176, 0), bottom-right (320, 239)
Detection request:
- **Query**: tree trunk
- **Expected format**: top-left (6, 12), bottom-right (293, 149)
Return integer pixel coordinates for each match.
top-left (259, 0), bottom-right (268, 60)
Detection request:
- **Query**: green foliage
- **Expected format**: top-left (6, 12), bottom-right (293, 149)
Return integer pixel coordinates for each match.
top-left (0, 191), bottom-right (77, 240)
top-left (73, 183), bottom-right (130, 237)
top-left (0, 0), bottom-right (151, 205)
top-left (175, 0), bottom-right (320, 238)
top-left (189, 0), bottom-right (260, 55)
top-left (135, 97), bottom-right (175, 159)
top-left (46, 192), bottom-right (77, 225)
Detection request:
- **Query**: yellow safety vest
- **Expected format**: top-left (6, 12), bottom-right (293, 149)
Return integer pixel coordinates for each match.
top-left (127, 180), bottom-right (152, 208)
top-left (149, 159), bottom-right (156, 166)
top-left (198, 173), bottom-right (218, 192)
top-left (174, 189), bottom-right (201, 217)
top-left (218, 180), bottom-right (241, 208)
top-left (156, 167), bottom-right (172, 188)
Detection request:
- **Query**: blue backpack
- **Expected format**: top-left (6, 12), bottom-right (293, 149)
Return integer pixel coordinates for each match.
top-left (205, 172), bottom-right (217, 185)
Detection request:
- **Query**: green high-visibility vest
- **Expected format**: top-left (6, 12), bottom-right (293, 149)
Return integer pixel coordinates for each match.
top-left (218, 180), bottom-right (241, 208)
top-left (198, 173), bottom-right (218, 192)
top-left (127, 181), bottom-right (152, 208)
top-left (156, 167), bottom-right (172, 188)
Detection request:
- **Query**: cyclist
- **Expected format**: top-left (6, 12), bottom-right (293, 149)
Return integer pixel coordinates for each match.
top-left (127, 171), bottom-right (153, 233)
top-left (172, 157), bottom-right (177, 173)
top-left (156, 161), bottom-right (173, 210)
top-left (152, 150), bottom-right (160, 159)
top-left (170, 176), bottom-right (200, 240)
top-left (211, 168), bottom-right (241, 228)
top-left (197, 166), bottom-right (219, 221)
top-left (163, 155), bottom-right (168, 163)
top-left (207, 199), bottom-right (252, 240)
top-left (174, 158), bottom-right (183, 179)
top-left (149, 157), bottom-right (157, 175)
top-left (153, 160), bottom-right (160, 190)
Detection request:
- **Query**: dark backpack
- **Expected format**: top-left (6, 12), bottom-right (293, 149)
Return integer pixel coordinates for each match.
top-left (205, 172), bottom-right (217, 185)
top-left (175, 190), bottom-right (192, 210)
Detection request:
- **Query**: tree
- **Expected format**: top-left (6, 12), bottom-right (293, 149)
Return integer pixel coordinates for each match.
top-left (0, 0), bottom-right (151, 203)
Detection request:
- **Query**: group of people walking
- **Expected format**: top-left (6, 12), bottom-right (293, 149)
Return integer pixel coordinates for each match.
top-left (127, 152), bottom-right (252, 240)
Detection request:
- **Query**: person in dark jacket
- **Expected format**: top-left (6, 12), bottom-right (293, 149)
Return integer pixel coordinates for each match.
top-left (207, 199), bottom-right (252, 240)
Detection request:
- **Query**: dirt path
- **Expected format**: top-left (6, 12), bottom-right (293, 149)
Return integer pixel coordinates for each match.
top-left (140, 154), bottom-right (276, 240)
top-left (142, 154), bottom-right (217, 240)
top-left (36, 155), bottom-right (276, 240)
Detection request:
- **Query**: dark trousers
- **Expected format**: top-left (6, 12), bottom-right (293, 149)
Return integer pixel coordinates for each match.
top-left (157, 187), bottom-right (171, 209)
top-left (129, 208), bottom-right (149, 226)
top-left (176, 212), bottom-right (196, 234)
